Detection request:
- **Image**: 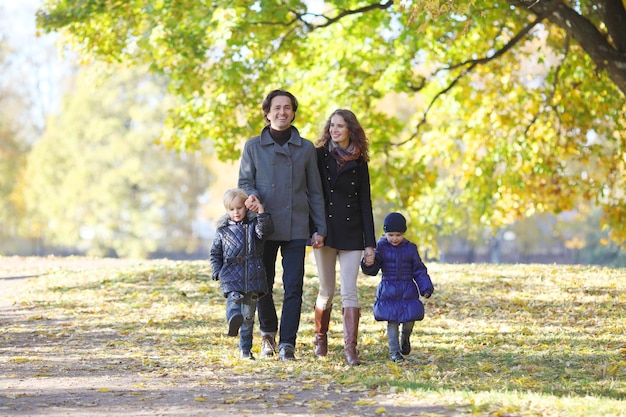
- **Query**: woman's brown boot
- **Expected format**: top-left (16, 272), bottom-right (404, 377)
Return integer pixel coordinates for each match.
top-left (342, 307), bottom-right (361, 366)
top-left (314, 306), bottom-right (332, 357)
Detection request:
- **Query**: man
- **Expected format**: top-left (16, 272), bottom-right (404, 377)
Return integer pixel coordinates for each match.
top-left (238, 89), bottom-right (326, 360)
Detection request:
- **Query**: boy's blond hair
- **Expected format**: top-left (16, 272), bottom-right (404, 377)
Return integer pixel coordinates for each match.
top-left (223, 188), bottom-right (248, 210)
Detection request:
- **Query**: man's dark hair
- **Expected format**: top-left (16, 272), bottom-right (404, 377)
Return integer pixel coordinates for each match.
top-left (262, 89), bottom-right (298, 124)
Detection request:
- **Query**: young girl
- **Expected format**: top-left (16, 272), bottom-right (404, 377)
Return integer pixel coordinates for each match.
top-left (361, 212), bottom-right (434, 362)
top-left (209, 188), bottom-right (274, 359)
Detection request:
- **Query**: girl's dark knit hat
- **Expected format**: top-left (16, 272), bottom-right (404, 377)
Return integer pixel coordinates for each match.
top-left (383, 212), bottom-right (407, 233)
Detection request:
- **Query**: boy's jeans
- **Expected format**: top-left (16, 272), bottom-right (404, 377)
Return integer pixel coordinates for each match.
top-left (226, 292), bottom-right (258, 353)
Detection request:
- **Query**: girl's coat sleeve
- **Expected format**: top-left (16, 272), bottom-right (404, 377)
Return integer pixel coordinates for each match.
top-left (412, 250), bottom-right (434, 296)
top-left (361, 250), bottom-right (382, 276)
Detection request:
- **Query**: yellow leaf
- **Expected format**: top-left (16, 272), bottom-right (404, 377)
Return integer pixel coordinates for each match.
top-left (279, 394), bottom-right (295, 400)
top-left (354, 400), bottom-right (376, 406)
top-left (606, 361), bottom-right (626, 375)
top-left (520, 327), bottom-right (533, 335)
top-left (375, 407), bottom-right (387, 414)
top-left (194, 396), bottom-right (207, 402)
top-left (98, 388), bottom-right (110, 392)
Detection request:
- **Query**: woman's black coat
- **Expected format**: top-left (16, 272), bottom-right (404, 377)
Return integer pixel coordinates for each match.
top-left (316, 146), bottom-right (376, 250)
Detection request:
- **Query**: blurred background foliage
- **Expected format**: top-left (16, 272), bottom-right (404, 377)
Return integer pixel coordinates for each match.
top-left (0, 1), bottom-right (624, 265)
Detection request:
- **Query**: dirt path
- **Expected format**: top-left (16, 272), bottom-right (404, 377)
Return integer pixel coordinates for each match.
top-left (0, 257), bottom-right (457, 417)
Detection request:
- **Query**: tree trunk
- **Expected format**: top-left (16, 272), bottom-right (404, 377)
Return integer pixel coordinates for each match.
top-left (509, 0), bottom-right (626, 96)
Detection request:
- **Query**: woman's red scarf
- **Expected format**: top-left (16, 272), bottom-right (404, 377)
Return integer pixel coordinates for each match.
top-left (328, 140), bottom-right (361, 171)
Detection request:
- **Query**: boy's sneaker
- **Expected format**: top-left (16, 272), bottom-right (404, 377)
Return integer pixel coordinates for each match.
top-left (241, 351), bottom-right (255, 360)
top-left (400, 337), bottom-right (411, 355)
top-left (227, 314), bottom-right (243, 337)
top-left (260, 334), bottom-right (277, 357)
top-left (390, 351), bottom-right (404, 362)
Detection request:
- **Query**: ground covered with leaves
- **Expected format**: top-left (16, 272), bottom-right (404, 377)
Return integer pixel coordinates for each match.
top-left (1, 256), bottom-right (625, 416)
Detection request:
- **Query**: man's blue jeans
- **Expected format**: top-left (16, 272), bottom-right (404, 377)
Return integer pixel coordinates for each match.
top-left (257, 239), bottom-right (306, 348)
top-left (226, 292), bottom-right (258, 353)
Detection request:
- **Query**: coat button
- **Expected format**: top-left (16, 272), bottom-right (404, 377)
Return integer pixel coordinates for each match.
top-left (329, 214), bottom-right (333, 218)
top-left (347, 204), bottom-right (351, 208)
top-left (346, 217), bottom-right (350, 221)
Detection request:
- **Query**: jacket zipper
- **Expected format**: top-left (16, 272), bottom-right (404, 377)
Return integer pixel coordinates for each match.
top-left (244, 223), bottom-right (249, 294)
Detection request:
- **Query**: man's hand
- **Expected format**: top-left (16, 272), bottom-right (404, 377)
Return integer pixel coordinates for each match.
top-left (245, 194), bottom-right (261, 213)
top-left (312, 232), bottom-right (325, 249)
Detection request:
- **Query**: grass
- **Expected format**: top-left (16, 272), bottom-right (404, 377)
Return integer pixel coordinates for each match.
top-left (9, 256), bottom-right (626, 416)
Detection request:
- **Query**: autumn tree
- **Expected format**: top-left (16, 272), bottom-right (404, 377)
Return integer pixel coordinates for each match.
top-left (24, 65), bottom-right (213, 258)
top-left (0, 29), bottom-right (32, 249)
top-left (36, 0), bottom-right (626, 252)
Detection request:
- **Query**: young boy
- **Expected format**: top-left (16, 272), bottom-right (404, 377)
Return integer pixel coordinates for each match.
top-left (361, 212), bottom-right (434, 362)
top-left (210, 188), bottom-right (274, 359)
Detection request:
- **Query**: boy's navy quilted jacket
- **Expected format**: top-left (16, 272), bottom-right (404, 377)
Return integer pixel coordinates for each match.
top-left (361, 236), bottom-right (434, 323)
top-left (209, 211), bottom-right (273, 297)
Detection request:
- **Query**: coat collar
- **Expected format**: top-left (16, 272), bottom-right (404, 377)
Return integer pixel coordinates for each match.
top-left (216, 211), bottom-right (256, 228)
top-left (379, 236), bottom-right (408, 247)
top-left (321, 146), bottom-right (361, 171)
top-left (260, 126), bottom-right (303, 147)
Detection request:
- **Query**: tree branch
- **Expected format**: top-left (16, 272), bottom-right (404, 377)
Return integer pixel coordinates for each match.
top-left (524, 35), bottom-right (570, 137)
top-left (594, 0), bottom-right (626, 53)
top-left (508, 0), bottom-right (626, 95)
top-left (398, 62), bottom-right (477, 146)
top-left (252, 1), bottom-right (394, 31)
top-left (446, 17), bottom-right (545, 71)
top-left (307, 1), bottom-right (394, 29)
top-left (252, 1), bottom-right (395, 63)
top-left (402, 10), bottom-right (552, 146)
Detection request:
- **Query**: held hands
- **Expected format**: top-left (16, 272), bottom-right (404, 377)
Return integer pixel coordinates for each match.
top-left (245, 194), bottom-right (264, 213)
top-left (362, 247), bottom-right (375, 266)
top-left (311, 232), bottom-right (325, 249)
top-left (422, 292), bottom-right (432, 298)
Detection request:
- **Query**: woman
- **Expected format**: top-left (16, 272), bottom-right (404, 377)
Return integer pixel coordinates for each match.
top-left (312, 109), bottom-right (376, 366)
